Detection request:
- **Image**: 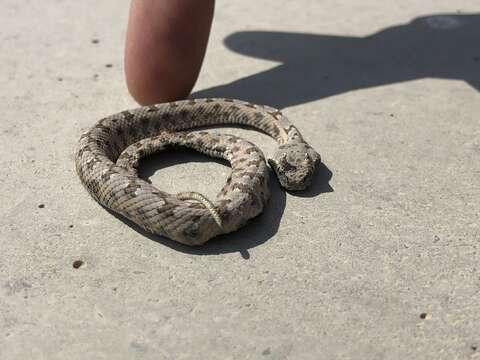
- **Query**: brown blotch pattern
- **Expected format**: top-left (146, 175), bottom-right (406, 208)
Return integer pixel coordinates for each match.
top-left (75, 98), bottom-right (319, 245)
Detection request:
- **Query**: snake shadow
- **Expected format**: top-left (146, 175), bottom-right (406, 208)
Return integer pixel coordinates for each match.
top-left (107, 148), bottom-right (332, 257)
top-left (193, 13), bottom-right (480, 108)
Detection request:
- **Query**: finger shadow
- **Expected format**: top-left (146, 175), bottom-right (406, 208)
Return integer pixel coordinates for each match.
top-left (193, 13), bottom-right (480, 108)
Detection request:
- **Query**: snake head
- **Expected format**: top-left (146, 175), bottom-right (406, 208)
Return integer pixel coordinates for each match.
top-left (268, 143), bottom-right (321, 191)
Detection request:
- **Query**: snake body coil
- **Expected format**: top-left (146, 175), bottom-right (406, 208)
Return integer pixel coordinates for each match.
top-left (75, 98), bottom-right (320, 245)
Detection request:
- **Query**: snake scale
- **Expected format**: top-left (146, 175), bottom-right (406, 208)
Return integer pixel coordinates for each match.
top-left (75, 98), bottom-right (321, 245)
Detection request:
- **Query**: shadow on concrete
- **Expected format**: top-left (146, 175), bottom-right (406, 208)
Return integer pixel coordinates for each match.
top-left (106, 148), bottom-right (332, 256)
top-left (193, 13), bottom-right (480, 108)
top-left (108, 13), bottom-right (480, 254)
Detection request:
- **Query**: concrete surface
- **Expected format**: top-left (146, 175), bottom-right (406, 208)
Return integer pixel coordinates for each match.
top-left (1, 1), bottom-right (479, 359)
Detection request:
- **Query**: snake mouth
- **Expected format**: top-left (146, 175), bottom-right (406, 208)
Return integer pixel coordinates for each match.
top-left (284, 172), bottom-right (314, 191)
top-left (268, 158), bottom-right (314, 191)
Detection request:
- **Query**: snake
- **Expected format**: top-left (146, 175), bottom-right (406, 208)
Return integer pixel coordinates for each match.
top-left (75, 98), bottom-right (321, 246)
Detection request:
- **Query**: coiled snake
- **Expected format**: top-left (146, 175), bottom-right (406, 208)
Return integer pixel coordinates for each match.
top-left (75, 98), bottom-right (320, 245)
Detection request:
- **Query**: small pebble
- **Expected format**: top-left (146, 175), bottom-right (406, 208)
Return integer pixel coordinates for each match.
top-left (38, 204), bottom-right (45, 209)
top-left (91, 39), bottom-right (100, 44)
top-left (105, 63), bottom-right (113, 68)
top-left (72, 260), bottom-right (84, 269)
top-left (419, 312), bottom-right (429, 319)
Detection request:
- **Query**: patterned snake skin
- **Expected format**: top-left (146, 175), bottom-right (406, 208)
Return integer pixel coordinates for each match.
top-left (75, 98), bottom-right (320, 245)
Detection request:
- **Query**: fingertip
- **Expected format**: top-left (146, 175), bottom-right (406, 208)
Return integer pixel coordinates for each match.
top-left (125, 72), bottom-right (193, 105)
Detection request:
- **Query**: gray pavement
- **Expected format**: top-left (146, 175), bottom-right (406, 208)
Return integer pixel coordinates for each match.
top-left (1, 1), bottom-right (479, 359)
